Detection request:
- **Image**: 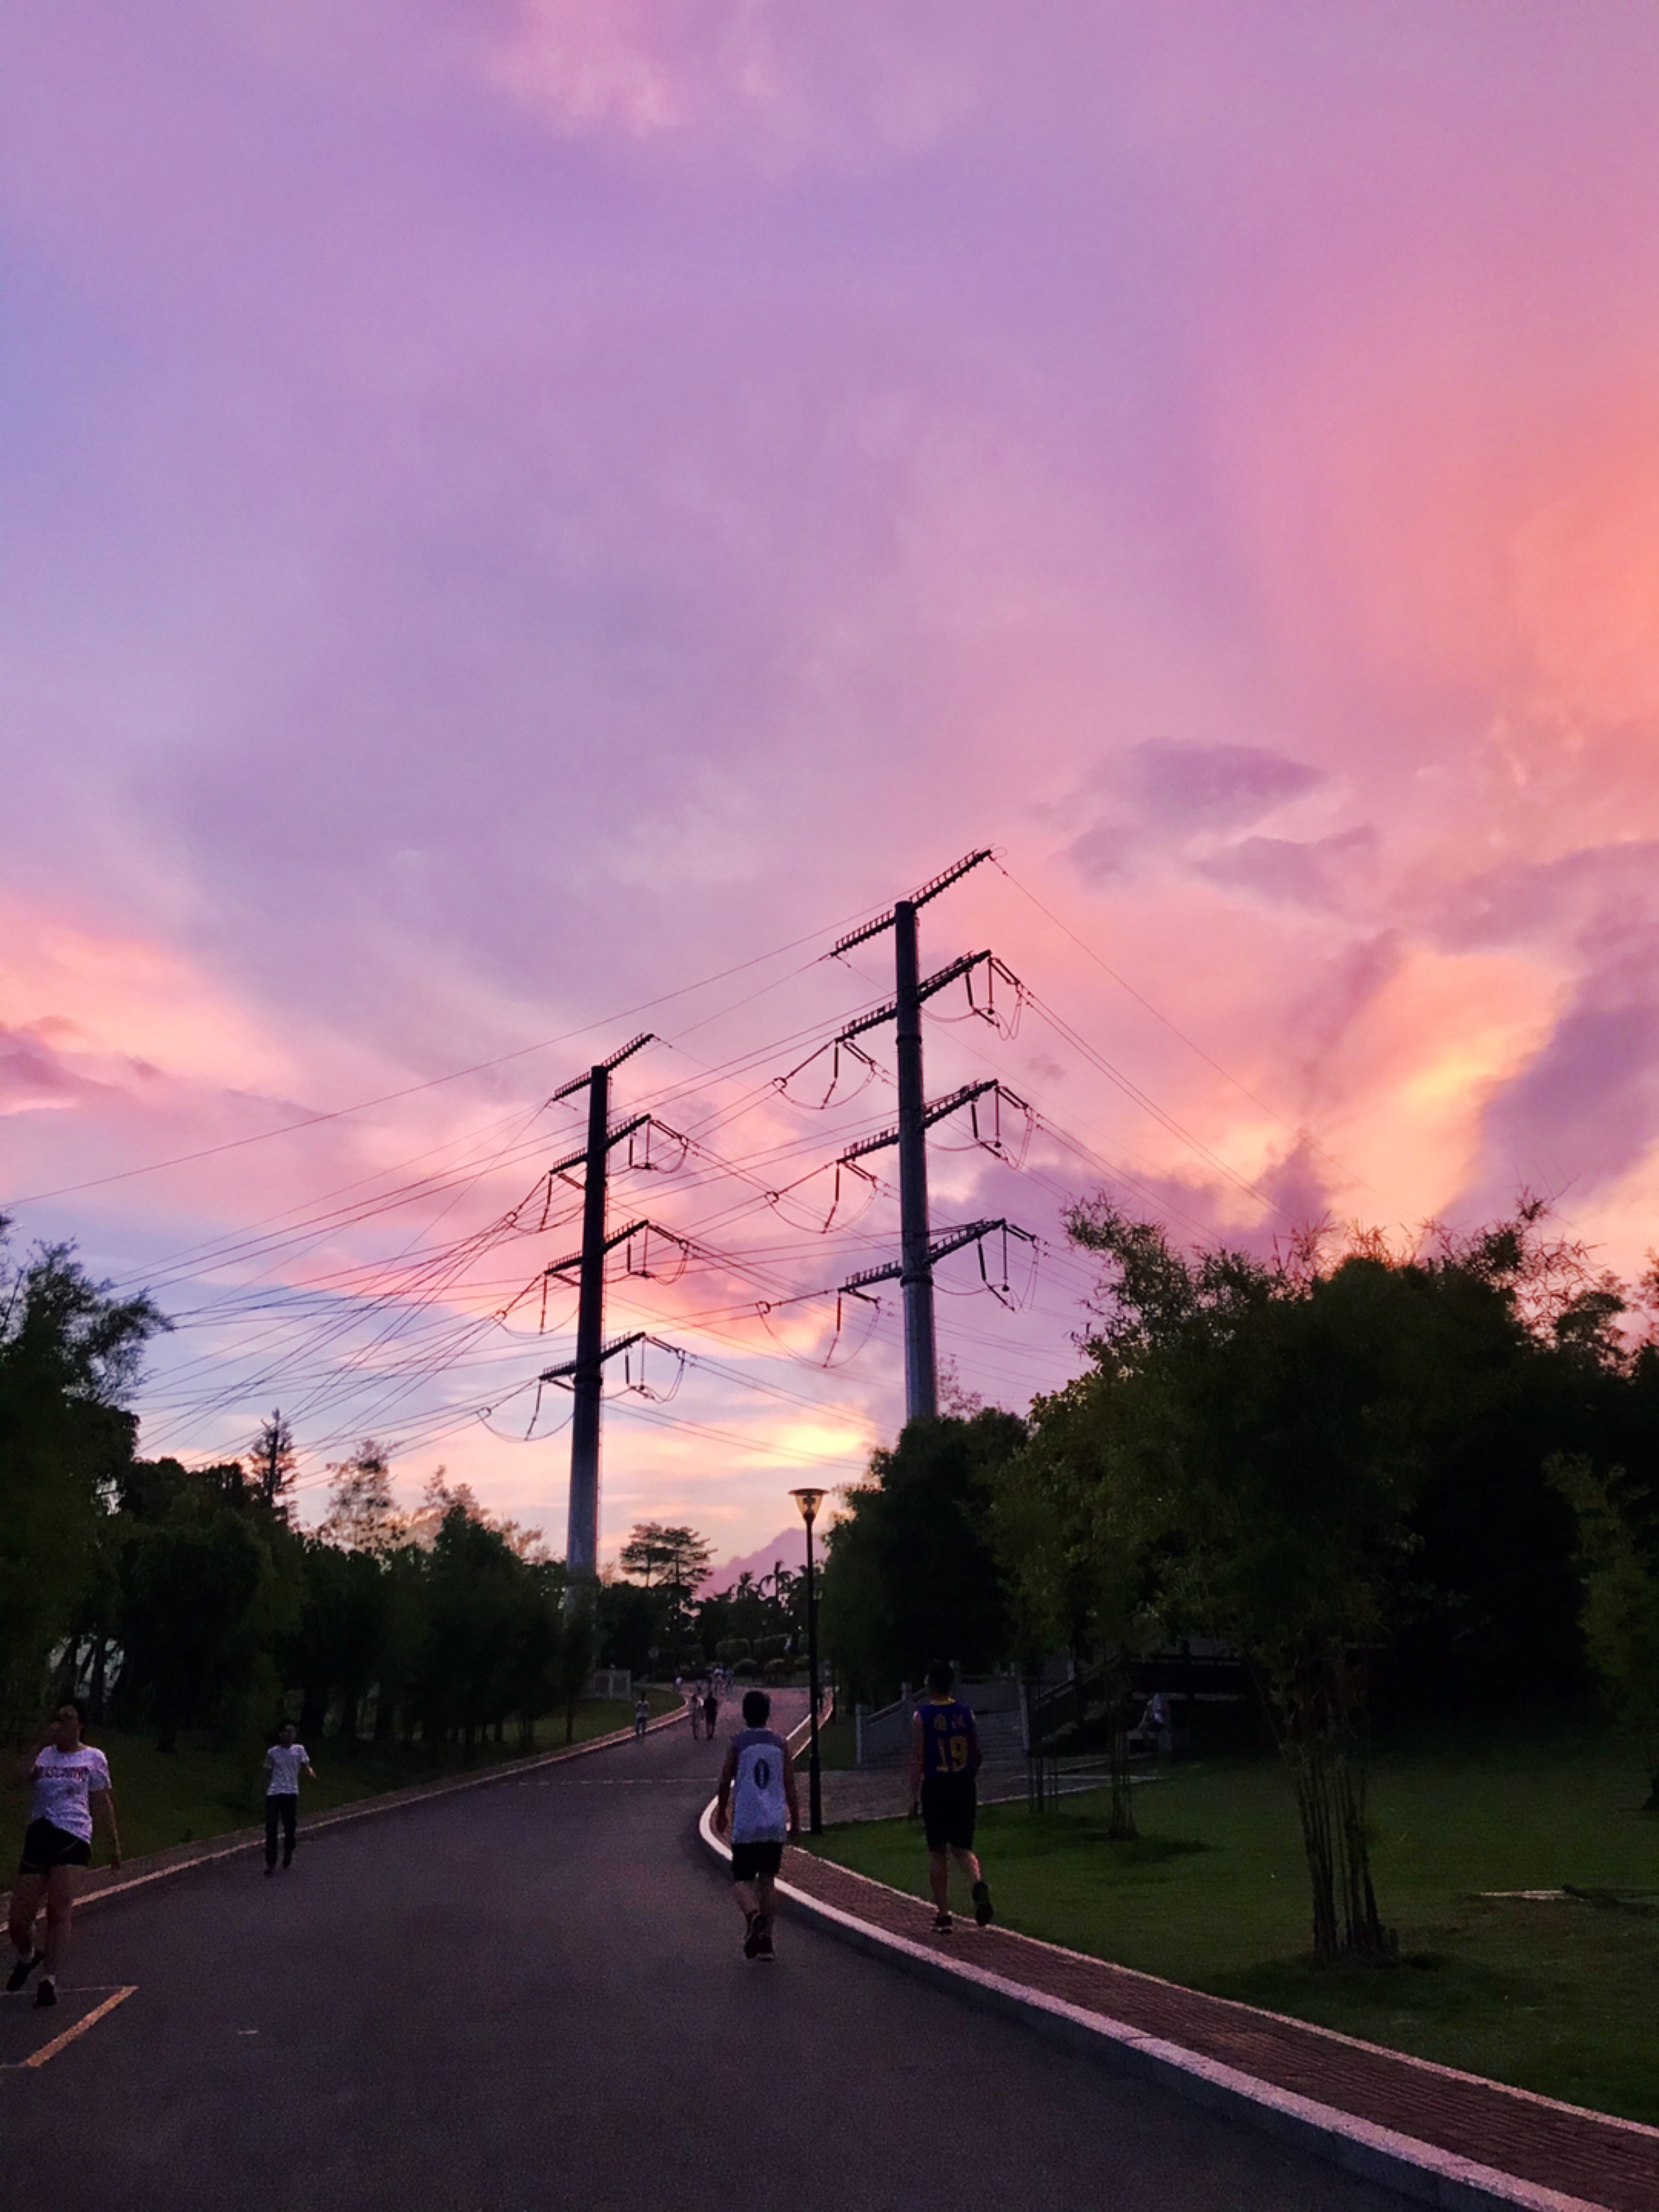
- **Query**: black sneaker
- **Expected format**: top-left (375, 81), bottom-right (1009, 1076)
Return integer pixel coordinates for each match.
top-left (932, 1910), bottom-right (953, 1933)
top-left (756, 1917), bottom-right (775, 1962)
top-left (5, 1949), bottom-right (44, 1994)
top-left (972, 1879), bottom-right (994, 1928)
top-left (34, 1977), bottom-right (57, 2010)
top-left (742, 1911), bottom-right (762, 1960)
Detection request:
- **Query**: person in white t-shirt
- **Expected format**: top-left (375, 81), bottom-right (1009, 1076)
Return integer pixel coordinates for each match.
top-left (714, 1689), bottom-right (799, 1961)
top-left (6, 1701), bottom-right (120, 2010)
top-left (261, 1724), bottom-right (316, 1876)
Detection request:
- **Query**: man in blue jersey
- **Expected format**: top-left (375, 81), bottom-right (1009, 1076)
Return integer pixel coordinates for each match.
top-left (908, 1661), bottom-right (994, 1932)
top-left (714, 1688), bottom-right (799, 1961)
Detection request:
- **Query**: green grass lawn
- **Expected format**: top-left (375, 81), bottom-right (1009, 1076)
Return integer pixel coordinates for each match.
top-left (2, 1692), bottom-right (678, 1871)
top-left (809, 1724), bottom-right (1659, 2125)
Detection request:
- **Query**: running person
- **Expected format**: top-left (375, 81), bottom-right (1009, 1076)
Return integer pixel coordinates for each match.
top-left (714, 1689), bottom-right (798, 1960)
top-left (908, 1662), bottom-right (994, 1932)
top-left (6, 1702), bottom-right (120, 2008)
top-left (633, 1693), bottom-right (651, 1739)
top-left (262, 1723), bottom-right (315, 1876)
top-left (702, 1685), bottom-right (719, 1742)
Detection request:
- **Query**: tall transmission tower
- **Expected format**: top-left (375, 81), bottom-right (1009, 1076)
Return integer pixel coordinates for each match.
top-left (541, 1033), bottom-right (654, 1578)
top-left (832, 851), bottom-right (1032, 1423)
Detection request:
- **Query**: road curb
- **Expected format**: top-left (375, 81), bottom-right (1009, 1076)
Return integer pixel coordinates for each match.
top-left (4, 1698), bottom-right (690, 1925)
top-left (695, 1797), bottom-right (1610, 2212)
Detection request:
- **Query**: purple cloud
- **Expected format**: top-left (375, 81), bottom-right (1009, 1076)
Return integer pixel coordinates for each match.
top-left (1469, 917), bottom-right (1659, 1202)
top-left (1115, 739), bottom-right (1324, 834)
top-left (1199, 826), bottom-right (1378, 911)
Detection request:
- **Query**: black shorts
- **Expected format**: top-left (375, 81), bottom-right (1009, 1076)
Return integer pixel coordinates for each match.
top-left (730, 1839), bottom-right (784, 1883)
top-left (18, 1819), bottom-right (92, 1875)
top-left (920, 1774), bottom-right (977, 1853)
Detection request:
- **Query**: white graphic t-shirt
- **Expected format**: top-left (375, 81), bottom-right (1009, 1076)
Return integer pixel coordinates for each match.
top-left (264, 1744), bottom-right (309, 1796)
top-left (31, 1745), bottom-right (112, 1841)
top-left (729, 1727), bottom-right (788, 1844)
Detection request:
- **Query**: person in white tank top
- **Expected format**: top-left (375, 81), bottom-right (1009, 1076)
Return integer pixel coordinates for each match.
top-left (714, 1688), bottom-right (799, 1961)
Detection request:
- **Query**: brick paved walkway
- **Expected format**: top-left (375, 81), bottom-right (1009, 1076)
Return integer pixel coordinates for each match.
top-left (784, 1844), bottom-right (1654, 2212)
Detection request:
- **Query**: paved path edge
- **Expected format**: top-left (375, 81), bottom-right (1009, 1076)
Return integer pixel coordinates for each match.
top-left (695, 1794), bottom-right (1608, 2212)
top-left (3, 1700), bottom-right (691, 1926)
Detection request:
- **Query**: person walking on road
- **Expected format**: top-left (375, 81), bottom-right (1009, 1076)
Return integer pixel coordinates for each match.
top-left (689, 1681), bottom-right (704, 1739)
top-left (714, 1689), bottom-right (798, 1961)
top-left (908, 1662), bottom-right (994, 1933)
top-left (6, 1701), bottom-right (120, 2008)
top-left (702, 1684), bottom-right (719, 1742)
top-left (633, 1692), bottom-right (651, 1739)
top-left (262, 1723), bottom-right (315, 1877)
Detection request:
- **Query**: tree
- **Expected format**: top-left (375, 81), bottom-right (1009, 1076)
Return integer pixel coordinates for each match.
top-left (554, 1591), bottom-right (598, 1742)
top-left (822, 1411), bottom-right (1022, 1705)
top-left (595, 1576), bottom-right (663, 1678)
top-left (1549, 1454), bottom-right (1659, 1807)
top-left (0, 1228), bottom-right (165, 1736)
top-left (619, 1522), bottom-right (713, 1642)
top-left (111, 1459), bottom-right (301, 1749)
top-left (1045, 1195), bottom-right (1628, 1961)
top-left (413, 1507), bottom-right (522, 1758)
top-left (248, 1410), bottom-right (297, 1515)
top-left (318, 1440), bottom-right (403, 1555)
top-left (503, 1562), bottom-right (569, 1750)
top-left (996, 1375), bottom-right (1161, 1838)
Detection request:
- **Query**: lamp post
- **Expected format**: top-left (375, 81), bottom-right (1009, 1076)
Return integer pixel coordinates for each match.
top-left (790, 1486), bottom-right (825, 1835)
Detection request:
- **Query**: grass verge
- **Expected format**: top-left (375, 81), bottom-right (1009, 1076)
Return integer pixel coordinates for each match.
top-left (807, 1727), bottom-right (1659, 2125)
top-left (2, 1692), bottom-right (679, 1869)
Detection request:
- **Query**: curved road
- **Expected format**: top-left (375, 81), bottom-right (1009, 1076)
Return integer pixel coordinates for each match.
top-left (3, 1696), bottom-right (1406, 2210)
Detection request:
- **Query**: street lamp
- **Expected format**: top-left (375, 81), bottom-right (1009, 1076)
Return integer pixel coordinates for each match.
top-left (790, 1486), bottom-right (825, 1835)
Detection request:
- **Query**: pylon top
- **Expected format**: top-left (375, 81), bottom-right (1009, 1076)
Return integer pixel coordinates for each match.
top-left (830, 849), bottom-right (993, 958)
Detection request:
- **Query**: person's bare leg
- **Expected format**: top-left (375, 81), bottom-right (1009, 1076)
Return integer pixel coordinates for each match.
top-left (8, 1871), bottom-right (45, 1962)
top-left (951, 1845), bottom-right (982, 1888)
top-left (928, 1848), bottom-right (950, 1914)
top-left (41, 1867), bottom-right (77, 1980)
top-left (733, 1876), bottom-right (760, 1924)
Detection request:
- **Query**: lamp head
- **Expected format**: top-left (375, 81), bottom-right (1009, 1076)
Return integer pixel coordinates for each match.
top-left (790, 1486), bottom-right (825, 1528)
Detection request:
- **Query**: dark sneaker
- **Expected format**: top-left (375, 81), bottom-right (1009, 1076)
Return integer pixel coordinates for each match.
top-left (932, 1910), bottom-right (953, 1933)
top-left (972, 1879), bottom-right (994, 1928)
top-left (34, 1977), bottom-right (57, 2010)
top-left (742, 1911), bottom-right (762, 1960)
top-left (756, 1918), bottom-right (775, 1962)
top-left (5, 1949), bottom-right (44, 1994)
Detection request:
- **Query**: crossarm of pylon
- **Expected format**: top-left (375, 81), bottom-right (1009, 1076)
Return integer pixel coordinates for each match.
top-left (550, 1034), bottom-right (655, 1101)
top-left (829, 849), bottom-right (994, 958)
top-left (543, 1219), bottom-right (651, 1279)
top-left (838, 1215), bottom-right (1032, 1296)
top-left (539, 1330), bottom-right (649, 1382)
top-left (544, 1111), bottom-right (651, 1191)
top-left (836, 1081), bottom-right (999, 1165)
top-left (836, 950), bottom-right (1000, 1043)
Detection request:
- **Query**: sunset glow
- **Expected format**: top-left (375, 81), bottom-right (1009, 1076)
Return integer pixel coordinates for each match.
top-left (6, 4), bottom-right (1659, 1562)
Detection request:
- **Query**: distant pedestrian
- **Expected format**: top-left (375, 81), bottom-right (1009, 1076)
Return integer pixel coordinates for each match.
top-left (703, 1687), bottom-right (719, 1741)
top-left (6, 1701), bottom-right (121, 2009)
top-left (689, 1683), bottom-right (704, 1739)
top-left (908, 1662), bottom-right (993, 1933)
top-left (715, 1688), bottom-right (799, 1960)
top-left (633, 1693), bottom-right (651, 1739)
top-left (262, 1723), bottom-right (316, 1876)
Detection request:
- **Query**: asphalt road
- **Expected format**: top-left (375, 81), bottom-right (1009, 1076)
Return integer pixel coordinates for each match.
top-left (2, 1696), bottom-right (1408, 2211)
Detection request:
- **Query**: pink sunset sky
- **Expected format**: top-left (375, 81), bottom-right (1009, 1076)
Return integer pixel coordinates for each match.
top-left (5, 4), bottom-right (1659, 1564)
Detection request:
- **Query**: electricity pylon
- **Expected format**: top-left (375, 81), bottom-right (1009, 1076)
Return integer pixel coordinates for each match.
top-left (543, 1033), bottom-right (654, 1577)
top-left (832, 852), bottom-right (1031, 1422)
